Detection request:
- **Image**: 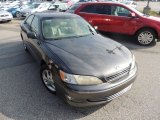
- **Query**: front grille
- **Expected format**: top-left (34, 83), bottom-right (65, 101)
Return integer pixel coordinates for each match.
top-left (0, 14), bottom-right (9, 17)
top-left (105, 66), bottom-right (130, 83)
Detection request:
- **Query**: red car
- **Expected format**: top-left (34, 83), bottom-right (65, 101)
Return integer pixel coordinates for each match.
top-left (67, 2), bottom-right (160, 46)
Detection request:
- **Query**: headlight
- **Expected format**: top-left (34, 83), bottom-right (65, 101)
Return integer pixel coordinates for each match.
top-left (131, 55), bottom-right (136, 69)
top-left (59, 70), bottom-right (103, 85)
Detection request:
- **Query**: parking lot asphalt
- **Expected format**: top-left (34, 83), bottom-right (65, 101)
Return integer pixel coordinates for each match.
top-left (0, 20), bottom-right (160, 120)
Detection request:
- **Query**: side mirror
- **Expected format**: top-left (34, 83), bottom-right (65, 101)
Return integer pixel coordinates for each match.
top-left (27, 32), bottom-right (37, 39)
top-left (129, 12), bottom-right (137, 18)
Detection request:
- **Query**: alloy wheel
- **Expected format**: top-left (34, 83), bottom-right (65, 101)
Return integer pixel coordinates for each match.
top-left (138, 31), bottom-right (154, 45)
top-left (16, 12), bottom-right (21, 18)
top-left (42, 69), bottom-right (56, 92)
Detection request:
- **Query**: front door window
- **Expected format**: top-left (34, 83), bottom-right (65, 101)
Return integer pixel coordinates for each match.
top-left (111, 6), bottom-right (131, 17)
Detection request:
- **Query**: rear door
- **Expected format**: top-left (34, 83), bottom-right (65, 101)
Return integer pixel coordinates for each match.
top-left (76, 4), bottom-right (112, 32)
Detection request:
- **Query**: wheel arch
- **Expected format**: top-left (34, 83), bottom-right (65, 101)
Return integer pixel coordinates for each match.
top-left (40, 60), bottom-right (46, 66)
top-left (135, 27), bottom-right (158, 39)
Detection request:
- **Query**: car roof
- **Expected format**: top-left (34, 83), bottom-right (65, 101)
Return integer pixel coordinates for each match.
top-left (76, 2), bottom-right (126, 6)
top-left (34, 12), bottom-right (79, 18)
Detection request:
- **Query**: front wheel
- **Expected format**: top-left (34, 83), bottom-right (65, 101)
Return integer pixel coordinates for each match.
top-left (136, 29), bottom-right (156, 46)
top-left (15, 11), bottom-right (21, 18)
top-left (40, 65), bottom-right (56, 93)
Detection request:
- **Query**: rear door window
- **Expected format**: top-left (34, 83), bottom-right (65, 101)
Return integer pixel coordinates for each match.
top-left (80, 5), bottom-right (96, 13)
top-left (80, 4), bottom-right (111, 15)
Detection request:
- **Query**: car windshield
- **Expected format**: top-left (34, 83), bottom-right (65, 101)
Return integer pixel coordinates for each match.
top-left (29, 3), bottom-right (40, 9)
top-left (42, 17), bottom-right (95, 40)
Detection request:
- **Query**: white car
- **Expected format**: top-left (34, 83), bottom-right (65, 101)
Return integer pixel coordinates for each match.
top-left (20, 2), bottom-right (51, 17)
top-left (0, 0), bottom-right (20, 10)
top-left (48, 2), bottom-right (69, 12)
top-left (0, 9), bottom-right (13, 22)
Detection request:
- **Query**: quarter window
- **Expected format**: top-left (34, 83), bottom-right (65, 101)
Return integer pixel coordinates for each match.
top-left (25, 15), bottom-right (34, 26)
top-left (31, 16), bottom-right (39, 33)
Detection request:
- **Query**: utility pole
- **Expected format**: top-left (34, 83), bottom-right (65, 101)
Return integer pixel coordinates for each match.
top-left (143, 0), bottom-right (151, 15)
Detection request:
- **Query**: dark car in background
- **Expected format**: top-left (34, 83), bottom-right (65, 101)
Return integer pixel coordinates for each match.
top-left (67, 2), bottom-right (160, 46)
top-left (20, 12), bottom-right (137, 107)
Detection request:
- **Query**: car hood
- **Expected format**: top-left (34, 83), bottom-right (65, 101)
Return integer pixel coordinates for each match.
top-left (0, 10), bottom-right (10, 15)
top-left (45, 34), bottom-right (132, 76)
top-left (144, 15), bottom-right (160, 22)
top-left (21, 8), bottom-right (32, 13)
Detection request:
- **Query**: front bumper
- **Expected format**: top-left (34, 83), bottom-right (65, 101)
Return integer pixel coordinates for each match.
top-left (0, 16), bottom-right (13, 22)
top-left (56, 65), bottom-right (137, 107)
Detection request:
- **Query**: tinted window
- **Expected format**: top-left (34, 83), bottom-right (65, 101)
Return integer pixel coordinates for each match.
top-left (80, 5), bottom-right (111, 15)
top-left (31, 16), bottom-right (39, 33)
top-left (80, 5), bottom-right (95, 13)
top-left (25, 15), bottom-right (34, 26)
top-left (111, 6), bottom-right (131, 17)
top-left (97, 5), bottom-right (111, 15)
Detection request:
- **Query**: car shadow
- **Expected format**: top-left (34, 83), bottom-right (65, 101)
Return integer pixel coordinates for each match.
top-left (100, 32), bottom-right (156, 50)
top-left (0, 41), bottom-right (104, 120)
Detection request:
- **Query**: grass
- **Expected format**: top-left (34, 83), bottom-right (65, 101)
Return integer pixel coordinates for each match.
top-left (139, 9), bottom-right (160, 17)
top-left (148, 10), bottom-right (160, 17)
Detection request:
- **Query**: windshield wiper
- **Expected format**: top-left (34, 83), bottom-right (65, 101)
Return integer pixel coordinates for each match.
top-left (88, 25), bottom-right (94, 35)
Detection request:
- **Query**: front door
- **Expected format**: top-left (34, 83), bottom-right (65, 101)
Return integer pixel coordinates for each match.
top-left (102, 5), bottom-right (140, 35)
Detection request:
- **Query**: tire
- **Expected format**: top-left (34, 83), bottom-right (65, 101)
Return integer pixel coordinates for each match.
top-left (15, 11), bottom-right (21, 18)
top-left (7, 20), bottom-right (11, 22)
top-left (40, 64), bottom-right (56, 94)
top-left (136, 28), bottom-right (156, 46)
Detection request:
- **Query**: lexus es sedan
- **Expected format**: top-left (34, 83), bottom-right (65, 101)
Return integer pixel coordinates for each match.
top-left (20, 12), bottom-right (137, 107)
